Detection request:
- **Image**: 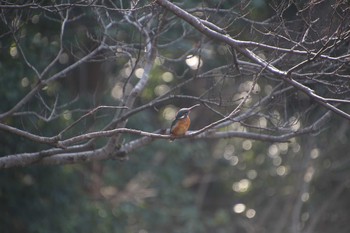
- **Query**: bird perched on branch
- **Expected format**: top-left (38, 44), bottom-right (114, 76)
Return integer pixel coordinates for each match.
top-left (170, 104), bottom-right (200, 139)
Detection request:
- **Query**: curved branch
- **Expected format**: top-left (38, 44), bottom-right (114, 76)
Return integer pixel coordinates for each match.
top-left (0, 123), bottom-right (61, 146)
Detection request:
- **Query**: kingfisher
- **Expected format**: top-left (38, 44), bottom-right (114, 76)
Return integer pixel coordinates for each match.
top-left (170, 104), bottom-right (200, 139)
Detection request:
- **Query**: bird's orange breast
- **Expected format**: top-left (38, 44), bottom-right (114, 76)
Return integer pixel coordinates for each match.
top-left (170, 117), bottom-right (191, 136)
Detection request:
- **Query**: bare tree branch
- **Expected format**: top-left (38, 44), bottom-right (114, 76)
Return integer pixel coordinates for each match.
top-left (155, 0), bottom-right (350, 121)
top-left (0, 0), bottom-right (349, 172)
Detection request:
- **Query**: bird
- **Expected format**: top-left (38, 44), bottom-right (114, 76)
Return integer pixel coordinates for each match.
top-left (170, 104), bottom-right (200, 139)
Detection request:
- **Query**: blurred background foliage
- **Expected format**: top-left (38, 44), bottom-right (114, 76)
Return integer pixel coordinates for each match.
top-left (1, 0), bottom-right (350, 233)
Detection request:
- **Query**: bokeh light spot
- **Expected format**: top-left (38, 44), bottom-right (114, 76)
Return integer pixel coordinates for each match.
top-left (304, 167), bottom-right (314, 183)
top-left (10, 46), bottom-right (18, 58)
top-left (31, 15), bottom-right (40, 24)
top-left (111, 83), bottom-right (123, 100)
top-left (154, 84), bottom-right (170, 96)
top-left (276, 166), bottom-right (286, 176)
top-left (247, 170), bottom-right (257, 179)
top-left (301, 192), bottom-right (310, 202)
top-left (242, 140), bottom-right (252, 150)
top-left (233, 203), bottom-right (246, 213)
top-left (258, 117), bottom-right (267, 128)
top-left (162, 72), bottom-right (174, 82)
top-left (310, 148), bottom-right (320, 159)
top-left (268, 144), bottom-right (279, 158)
top-left (135, 68), bottom-right (144, 79)
top-left (246, 209), bottom-right (256, 218)
top-left (185, 55), bottom-right (203, 70)
top-left (63, 110), bottom-right (72, 120)
top-left (21, 77), bottom-right (29, 87)
top-left (232, 179), bottom-right (251, 193)
top-left (163, 106), bottom-right (176, 121)
top-left (59, 52), bottom-right (69, 64)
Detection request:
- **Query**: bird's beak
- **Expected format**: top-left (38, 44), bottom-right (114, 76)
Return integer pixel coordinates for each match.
top-left (188, 104), bottom-right (200, 111)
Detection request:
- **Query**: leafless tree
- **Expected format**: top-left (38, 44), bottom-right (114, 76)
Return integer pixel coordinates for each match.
top-left (1, 0), bottom-right (349, 169)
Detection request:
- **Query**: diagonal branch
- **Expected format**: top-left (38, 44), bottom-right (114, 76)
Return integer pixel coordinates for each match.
top-left (154, 0), bottom-right (350, 121)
